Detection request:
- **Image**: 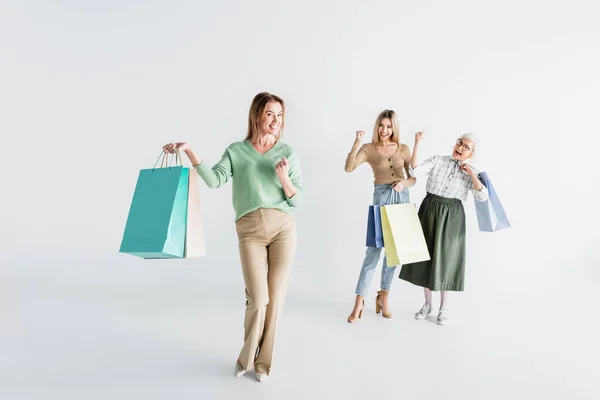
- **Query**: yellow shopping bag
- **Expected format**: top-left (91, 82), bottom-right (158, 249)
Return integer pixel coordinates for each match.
top-left (380, 203), bottom-right (430, 266)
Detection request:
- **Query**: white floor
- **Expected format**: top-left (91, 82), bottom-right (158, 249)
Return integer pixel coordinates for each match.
top-left (1, 266), bottom-right (597, 400)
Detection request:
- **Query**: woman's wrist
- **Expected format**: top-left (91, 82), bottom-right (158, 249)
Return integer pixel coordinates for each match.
top-left (184, 148), bottom-right (202, 166)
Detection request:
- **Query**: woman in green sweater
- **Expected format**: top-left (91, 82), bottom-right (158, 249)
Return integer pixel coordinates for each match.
top-left (163, 92), bottom-right (304, 383)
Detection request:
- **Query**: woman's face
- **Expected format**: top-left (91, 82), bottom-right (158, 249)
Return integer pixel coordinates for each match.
top-left (378, 118), bottom-right (394, 141)
top-left (453, 138), bottom-right (474, 161)
top-left (260, 101), bottom-right (283, 137)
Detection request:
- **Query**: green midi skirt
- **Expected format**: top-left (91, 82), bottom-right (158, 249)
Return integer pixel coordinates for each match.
top-left (399, 193), bottom-right (466, 291)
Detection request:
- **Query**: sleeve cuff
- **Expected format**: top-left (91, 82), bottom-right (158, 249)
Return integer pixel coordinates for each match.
top-left (409, 165), bottom-right (417, 177)
top-left (474, 186), bottom-right (489, 202)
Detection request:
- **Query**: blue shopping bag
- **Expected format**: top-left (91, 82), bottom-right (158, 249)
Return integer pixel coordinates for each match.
top-left (475, 172), bottom-right (511, 232)
top-left (366, 205), bottom-right (384, 248)
top-left (120, 159), bottom-right (190, 258)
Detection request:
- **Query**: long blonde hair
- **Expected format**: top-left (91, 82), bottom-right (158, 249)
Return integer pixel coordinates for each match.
top-left (371, 109), bottom-right (400, 145)
top-left (245, 92), bottom-right (285, 141)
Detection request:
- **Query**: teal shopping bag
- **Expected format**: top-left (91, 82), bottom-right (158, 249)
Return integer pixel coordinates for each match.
top-left (120, 158), bottom-right (189, 258)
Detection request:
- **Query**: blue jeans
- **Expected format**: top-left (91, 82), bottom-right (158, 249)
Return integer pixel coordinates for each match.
top-left (355, 184), bottom-right (410, 296)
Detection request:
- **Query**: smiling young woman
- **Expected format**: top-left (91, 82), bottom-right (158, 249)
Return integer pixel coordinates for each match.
top-left (344, 109), bottom-right (420, 323)
top-left (162, 92), bottom-right (304, 382)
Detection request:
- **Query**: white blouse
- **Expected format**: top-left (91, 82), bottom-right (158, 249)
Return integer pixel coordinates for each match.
top-left (410, 155), bottom-right (489, 202)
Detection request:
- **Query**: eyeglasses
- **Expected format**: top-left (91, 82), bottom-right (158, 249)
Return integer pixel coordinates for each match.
top-left (455, 139), bottom-right (473, 152)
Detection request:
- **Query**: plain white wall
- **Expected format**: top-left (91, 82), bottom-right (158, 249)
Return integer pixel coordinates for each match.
top-left (1, 0), bottom-right (598, 298)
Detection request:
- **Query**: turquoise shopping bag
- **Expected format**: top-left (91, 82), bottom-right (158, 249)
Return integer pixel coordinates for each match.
top-left (120, 153), bottom-right (189, 258)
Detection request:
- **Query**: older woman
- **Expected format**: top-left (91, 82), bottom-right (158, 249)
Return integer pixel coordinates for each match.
top-left (163, 92), bottom-right (304, 382)
top-left (344, 109), bottom-right (417, 323)
top-left (399, 132), bottom-right (488, 325)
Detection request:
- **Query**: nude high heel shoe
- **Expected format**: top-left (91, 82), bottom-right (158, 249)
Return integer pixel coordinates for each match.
top-left (234, 362), bottom-right (246, 378)
top-left (376, 290), bottom-right (392, 319)
top-left (347, 297), bottom-right (365, 323)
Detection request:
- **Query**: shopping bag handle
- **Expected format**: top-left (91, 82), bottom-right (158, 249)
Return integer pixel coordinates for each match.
top-left (385, 184), bottom-right (408, 205)
top-left (387, 187), bottom-right (396, 203)
top-left (152, 149), bottom-right (183, 171)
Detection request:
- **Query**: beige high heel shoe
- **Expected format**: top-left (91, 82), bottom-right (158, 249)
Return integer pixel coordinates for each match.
top-left (347, 297), bottom-right (364, 323)
top-left (376, 290), bottom-right (392, 319)
top-left (256, 372), bottom-right (268, 382)
top-left (234, 362), bottom-right (245, 378)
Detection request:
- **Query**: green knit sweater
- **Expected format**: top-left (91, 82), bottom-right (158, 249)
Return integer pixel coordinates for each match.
top-left (194, 140), bottom-right (304, 221)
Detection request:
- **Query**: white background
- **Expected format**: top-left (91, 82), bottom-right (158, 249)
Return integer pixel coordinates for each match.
top-left (1, 0), bottom-right (599, 399)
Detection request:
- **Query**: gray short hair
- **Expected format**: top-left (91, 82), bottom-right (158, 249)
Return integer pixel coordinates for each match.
top-left (459, 133), bottom-right (478, 150)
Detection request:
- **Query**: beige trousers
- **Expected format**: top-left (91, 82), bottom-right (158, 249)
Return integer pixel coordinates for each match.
top-left (235, 208), bottom-right (297, 375)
